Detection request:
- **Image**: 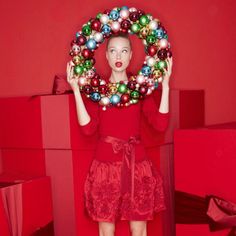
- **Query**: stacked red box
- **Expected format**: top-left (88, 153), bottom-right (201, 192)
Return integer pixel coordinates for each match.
top-left (174, 125), bottom-right (236, 236)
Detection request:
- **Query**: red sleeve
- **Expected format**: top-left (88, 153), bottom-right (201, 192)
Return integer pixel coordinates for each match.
top-left (141, 94), bottom-right (170, 132)
top-left (79, 101), bottom-right (100, 136)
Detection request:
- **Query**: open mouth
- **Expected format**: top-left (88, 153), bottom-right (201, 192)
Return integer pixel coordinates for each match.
top-left (115, 62), bottom-right (123, 68)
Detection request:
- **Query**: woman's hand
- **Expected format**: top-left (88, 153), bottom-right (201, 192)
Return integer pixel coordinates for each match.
top-left (161, 56), bottom-right (173, 88)
top-left (66, 61), bottom-right (80, 92)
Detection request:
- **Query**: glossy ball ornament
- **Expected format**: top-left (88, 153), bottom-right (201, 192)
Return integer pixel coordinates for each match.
top-left (83, 85), bottom-right (93, 94)
top-left (91, 19), bottom-right (101, 31)
top-left (153, 28), bottom-right (164, 39)
top-left (100, 14), bottom-right (109, 24)
top-left (139, 85), bottom-right (148, 95)
top-left (100, 96), bottom-right (110, 106)
top-left (82, 25), bottom-right (92, 36)
top-left (94, 32), bottom-right (104, 43)
top-left (127, 80), bottom-right (137, 90)
top-left (85, 70), bottom-right (95, 79)
top-left (102, 24), bottom-right (111, 34)
top-left (98, 85), bottom-right (108, 94)
top-left (82, 49), bottom-right (94, 59)
top-left (74, 65), bottom-right (84, 75)
top-left (71, 44), bottom-right (80, 55)
top-left (146, 35), bottom-right (156, 44)
top-left (77, 35), bottom-right (87, 46)
top-left (120, 93), bottom-right (130, 104)
top-left (139, 27), bottom-right (149, 38)
top-left (111, 21), bottom-right (121, 33)
top-left (129, 12), bottom-right (139, 22)
top-left (121, 20), bottom-right (131, 30)
top-left (147, 45), bottom-right (158, 56)
top-left (136, 75), bottom-right (145, 84)
top-left (141, 66), bottom-right (151, 76)
top-left (139, 15), bottom-right (150, 26)
top-left (110, 94), bottom-right (120, 105)
top-left (109, 10), bottom-right (119, 20)
top-left (149, 20), bottom-right (158, 30)
top-left (90, 92), bottom-right (101, 102)
top-left (90, 77), bottom-right (100, 87)
top-left (108, 84), bottom-right (117, 94)
top-left (72, 56), bottom-right (82, 65)
top-left (155, 60), bottom-right (167, 70)
top-left (120, 9), bottom-right (129, 19)
top-left (152, 69), bottom-right (162, 79)
top-left (147, 57), bottom-right (156, 67)
top-left (137, 9), bottom-right (145, 17)
top-left (86, 39), bottom-right (97, 50)
top-left (157, 48), bottom-right (168, 60)
top-left (130, 90), bottom-right (140, 99)
top-left (78, 76), bottom-right (87, 86)
top-left (117, 83), bottom-right (127, 93)
top-left (131, 23), bottom-right (141, 33)
top-left (129, 7), bottom-right (137, 12)
top-left (84, 60), bottom-right (93, 69)
top-left (158, 38), bottom-right (168, 49)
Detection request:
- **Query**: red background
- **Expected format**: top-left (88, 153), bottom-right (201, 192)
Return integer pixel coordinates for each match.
top-left (0, 0), bottom-right (236, 124)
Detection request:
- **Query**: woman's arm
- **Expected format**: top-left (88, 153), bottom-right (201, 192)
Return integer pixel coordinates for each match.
top-left (159, 56), bottom-right (172, 114)
top-left (67, 61), bottom-right (99, 135)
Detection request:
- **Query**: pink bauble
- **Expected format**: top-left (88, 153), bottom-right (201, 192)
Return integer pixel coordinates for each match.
top-left (111, 21), bottom-right (121, 33)
top-left (158, 38), bottom-right (168, 49)
top-left (136, 75), bottom-right (145, 84)
top-left (120, 9), bottom-right (129, 19)
top-left (78, 76), bottom-right (87, 86)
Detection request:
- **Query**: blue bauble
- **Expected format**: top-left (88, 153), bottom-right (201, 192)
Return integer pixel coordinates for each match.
top-left (86, 39), bottom-right (97, 50)
top-left (109, 10), bottom-right (119, 20)
top-left (121, 6), bottom-right (129, 10)
top-left (110, 94), bottom-right (120, 105)
top-left (102, 24), bottom-right (111, 34)
top-left (153, 28), bottom-right (164, 39)
top-left (141, 66), bottom-right (151, 76)
top-left (90, 92), bottom-right (101, 102)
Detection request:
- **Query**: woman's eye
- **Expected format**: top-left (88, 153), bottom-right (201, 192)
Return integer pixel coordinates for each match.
top-left (122, 49), bottom-right (128, 53)
top-left (110, 49), bottom-right (115, 53)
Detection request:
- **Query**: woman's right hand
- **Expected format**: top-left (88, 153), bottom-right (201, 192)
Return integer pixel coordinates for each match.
top-left (66, 61), bottom-right (80, 92)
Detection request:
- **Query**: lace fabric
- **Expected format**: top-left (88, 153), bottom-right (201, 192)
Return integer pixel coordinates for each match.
top-left (84, 158), bottom-right (166, 222)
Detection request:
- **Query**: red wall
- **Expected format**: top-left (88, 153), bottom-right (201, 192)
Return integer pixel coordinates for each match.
top-left (0, 0), bottom-right (236, 125)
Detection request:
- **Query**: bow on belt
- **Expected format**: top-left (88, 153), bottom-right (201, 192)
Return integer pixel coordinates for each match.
top-left (99, 135), bottom-right (141, 202)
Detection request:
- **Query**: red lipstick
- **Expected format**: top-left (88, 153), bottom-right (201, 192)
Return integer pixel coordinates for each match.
top-left (115, 61), bottom-right (123, 68)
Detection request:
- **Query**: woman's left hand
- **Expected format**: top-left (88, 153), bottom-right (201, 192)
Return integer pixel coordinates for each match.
top-left (161, 56), bottom-right (173, 88)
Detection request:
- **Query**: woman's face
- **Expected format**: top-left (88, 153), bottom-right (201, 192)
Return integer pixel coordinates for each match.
top-left (106, 37), bottom-right (132, 72)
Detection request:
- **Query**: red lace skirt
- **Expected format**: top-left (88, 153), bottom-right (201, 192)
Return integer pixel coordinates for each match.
top-left (84, 158), bottom-right (167, 222)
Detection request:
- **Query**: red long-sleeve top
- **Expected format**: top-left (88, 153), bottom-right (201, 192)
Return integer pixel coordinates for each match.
top-left (80, 93), bottom-right (170, 162)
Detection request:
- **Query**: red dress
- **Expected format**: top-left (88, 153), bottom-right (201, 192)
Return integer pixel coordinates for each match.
top-left (80, 92), bottom-right (170, 222)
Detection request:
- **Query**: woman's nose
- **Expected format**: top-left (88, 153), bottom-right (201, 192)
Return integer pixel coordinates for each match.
top-left (116, 52), bottom-right (121, 59)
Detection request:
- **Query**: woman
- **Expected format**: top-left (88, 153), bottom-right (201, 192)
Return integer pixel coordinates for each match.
top-left (67, 33), bottom-right (173, 236)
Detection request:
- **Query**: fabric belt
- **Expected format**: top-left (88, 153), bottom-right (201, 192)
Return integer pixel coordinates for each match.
top-left (99, 135), bottom-right (141, 202)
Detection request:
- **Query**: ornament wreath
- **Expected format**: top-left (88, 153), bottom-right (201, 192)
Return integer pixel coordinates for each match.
top-left (69, 6), bottom-right (172, 111)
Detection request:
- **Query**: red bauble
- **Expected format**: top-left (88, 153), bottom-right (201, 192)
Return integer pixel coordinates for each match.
top-left (103, 9), bottom-right (111, 15)
top-left (83, 85), bottom-right (93, 94)
top-left (91, 19), bottom-right (101, 31)
top-left (157, 48), bottom-right (168, 60)
top-left (121, 94), bottom-right (130, 103)
top-left (137, 9), bottom-right (145, 17)
top-left (139, 85), bottom-right (148, 95)
top-left (147, 45), bottom-right (158, 56)
top-left (129, 12), bottom-right (139, 22)
top-left (70, 39), bottom-right (77, 47)
top-left (98, 85), bottom-right (108, 94)
top-left (91, 77), bottom-right (100, 87)
top-left (121, 20), bottom-right (131, 30)
top-left (127, 80), bottom-right (137, 90)
top-left (77, 35), bottom-right (87, 46)
top-left (82, 49), bottom-right (94, 59)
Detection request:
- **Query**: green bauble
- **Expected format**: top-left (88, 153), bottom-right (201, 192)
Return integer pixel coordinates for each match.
top-left (146, 35), bottom-right (156, 44)
top-left (131, 23), bottom-right (141, 33)
top-left (155, 60), bottom-right (167, 70)
top-left (130, 90), bottom-right (140, 99)
top-left (118, 84), bottom-right (127, 93)
top-left (82, 25), bottom-right (91, 36)
top-left (164, 34), bottom-right (168, 39)
top-left (84, 60), bottom-right (93, 69)
top-left (131, 99), bottom-right (139, 104)
top-left (139, 15), bottom-right (150, 26)
top-left (74, 65), bottom-right (84, 75)
top-left (96, 13), bottom-right (102, 19)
